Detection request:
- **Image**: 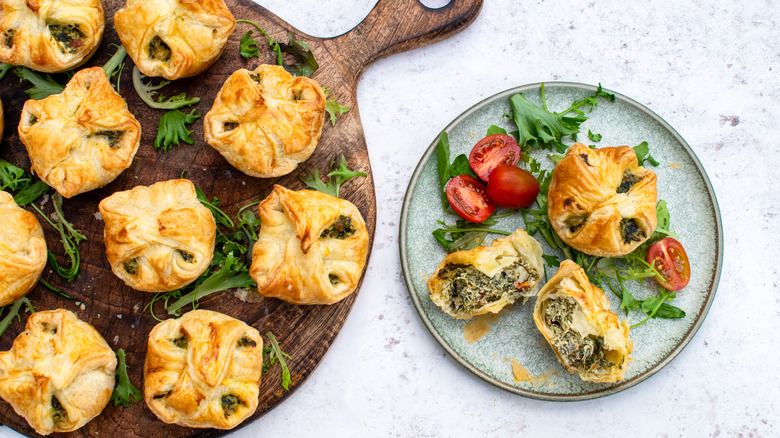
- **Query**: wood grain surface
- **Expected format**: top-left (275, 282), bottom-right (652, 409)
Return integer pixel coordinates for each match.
top-left (0, 0), bottom-right (482, 436)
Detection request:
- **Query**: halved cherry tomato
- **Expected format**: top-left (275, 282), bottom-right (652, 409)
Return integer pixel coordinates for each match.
top-left (646, 237), bottom-right (691, 291)
top-left (468, 134), bottom-right (521, 182)
top-left (486, 164), bottom-right (540, 209)
top-left (446, 175), bottom-right (496, 223)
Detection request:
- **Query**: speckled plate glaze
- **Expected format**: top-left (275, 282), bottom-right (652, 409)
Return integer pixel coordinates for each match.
top-left (400, 82), bottom-right (723, 401)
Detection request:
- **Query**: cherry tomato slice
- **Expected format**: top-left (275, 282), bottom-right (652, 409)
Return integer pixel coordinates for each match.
top-left (486, 164), bottom-right (540, 209)
top-left (468, 134), bottom-right (522, 182)
top-left (446, 175), bottom-right (496, 223)
top-left (646, 237), bottom-right (691, 291)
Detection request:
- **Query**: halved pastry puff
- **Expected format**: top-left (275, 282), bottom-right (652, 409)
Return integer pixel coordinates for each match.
top-left (533, 260), bottom-right (632, 383)
top-left (144, 309), bottom-right (262, 429)
top-left (0, 191), bottom-right (47, 306)
top-left (0, 0), bottom-right (104, 72)
top-left (203, 65), bottom-right (326, 178)
top-left (114, 0), bottom-right (235, 79)
top-left (99, 179), bottom-right (216, 292)
top-left (427, 228), bottom-right (544, 319)
top-left (547, 143), bottom-right (657, 257)
top-left (249, 185), bottom-right (369, 305)
top-left (18, 66), bottom-right (141, 198)
top-left (0, 309), bottom-right (117, 436)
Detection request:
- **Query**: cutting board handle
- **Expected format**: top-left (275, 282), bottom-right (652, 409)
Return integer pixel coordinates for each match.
top-left (328, 0), bottom-right (483, 83)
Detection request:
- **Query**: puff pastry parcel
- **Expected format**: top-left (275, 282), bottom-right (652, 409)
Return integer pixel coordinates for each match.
top-left (18, 66), bottom-right (141, 198)
top-left (249, 185), bottom-right (369, 305)
top-left (0, 191), bottom-right (47, 306)
top-left (533, 260), bottom-right (632, 383)
top-left (204, 65), bottom-right (326, 178)
top-left (0, 309), bottom-right (117, 435)
top-left (427, 228), bottom-right (544, 319)
top-left (547, 143), bottom-right (658, 257)
top-left (99, 179), bottom-right (216, 292)
top-left (0, 0), bottom-right (104, 72)
top-left (114, 0), bottom-right (235, 80)
top-left (144, 309), bottom-right (262, 429)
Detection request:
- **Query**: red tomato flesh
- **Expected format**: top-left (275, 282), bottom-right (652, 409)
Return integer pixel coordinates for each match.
top-left (446, 175), bottom-right (496, 223)
top-left (468, 134), bottom-right (522, 182)
top-left (486, 164), bottom-right (540, 209)
top-left (647, 237), bottom-right (691, 291)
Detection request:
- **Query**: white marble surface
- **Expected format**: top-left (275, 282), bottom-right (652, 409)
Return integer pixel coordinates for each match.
top-left (4, 0), bottom-right (780, 436)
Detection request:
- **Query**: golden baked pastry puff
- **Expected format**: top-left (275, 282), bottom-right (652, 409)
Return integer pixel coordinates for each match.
top-left (547, 143), bottom-right (658, 257)
top-left (0, 0), bottom-right (104, 72)
top-left (18, 66), bottom-right (142, 199)
top-left (144, 309), bottom-right (263, 429)
top-left (0, 309), bottom-right (117, 436)
top-left (533, 260), bottom-right (633, 383)
top-left (114, 0), bottom-right (235, 80)
top-left (427, 228), bottom-right (544, 319)
top-left (0, 190), bottom-right (47, 307)
top-left (249, 185), bottom-right (369, 305)
top-left (204, 65), bottom-right (326, 178)
top-left (99, 179), bottom-right (216, 292)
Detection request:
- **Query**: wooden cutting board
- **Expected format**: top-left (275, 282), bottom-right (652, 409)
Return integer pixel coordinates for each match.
top-left (0, 0), bottom-right (482, 436)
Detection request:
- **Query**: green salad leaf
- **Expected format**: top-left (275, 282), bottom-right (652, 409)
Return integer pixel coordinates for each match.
top-left (111, 349), bottom-right (142, 407)
top-left (299, 155), bottom-right (366, 198)
top-left (154, 109), bottom-right (201, 151)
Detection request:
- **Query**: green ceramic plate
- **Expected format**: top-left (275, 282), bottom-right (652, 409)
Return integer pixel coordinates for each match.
top-left (400, 82), bottom-right (722, 401)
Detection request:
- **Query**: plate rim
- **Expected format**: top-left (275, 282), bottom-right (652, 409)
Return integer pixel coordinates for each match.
top-left (399, 81), bottom-right (724, 401)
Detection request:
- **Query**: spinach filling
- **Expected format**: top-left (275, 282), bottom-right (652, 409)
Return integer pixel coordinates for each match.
top-left (617, 171), bottom-right (642, 194)
top-left (123, 258), bottom-right (139, 275)
top-left (223, 122), bottom-right (239, 131)
top-left (148, 36), bottom-right (171, 61)
top-left (177, 249), bottom-right (195, 263)
top-left (321, 215), bottom-right (356, 239)
top-left (237, 337), bottom-right (256, 348)
top-left (172, 335), bottom-right (187, 349)
top-left (438, 261), bottom-right (538, 314)
top-left (3, 29), bottom-right (15, 48)
top-left (249, 73), bottom-right (262, 84)
top-left (92, 130), bottom-right (123, 149)
top-left (565, 214), bottom-right (588, 233)
top-left (328, 273), bottom-right (339, 285)
top-left (221, 394), bottom-right (242, 418)
top-left (542, 298), bottom-right (612, 369)
top-left (48, 24), bottom-right (84, 54)
top-left (619, 218), bottom-right (645, 244)
top-left (152, 390), bottom-right (171, 400)
top-left (291, 89), bottom-right (303, 100)
top-left (50, 396), bottom-right (68, 424)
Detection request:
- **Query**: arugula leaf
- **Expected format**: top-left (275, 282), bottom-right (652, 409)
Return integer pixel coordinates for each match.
top-left (486, 125), bottom-right (508, 136)
top-left (31, 193), bottom-right (86, 282)
top-left (103, 45), bottom-right (127, 85)
top-left (14, 67), bottom-right (65, 99)
top-left (154, 109), bottom-right (201, 151)
top-left (236, 20), bottom-right (283, 65)
top-left (432, 217), bottom-right (512, 253)
top-left (299, 155), bottom-right (366, 198)
top-left (436, 132), bottom-right (452, 210)
top-left (132, 67), bottom-right (199, 110)
top-left (14, 181), bottom-right (49, 206)
top-left (279, 32), bottom-right (319, 77)
top-left (165, 252), bottom-right (256, 315)
top-left (0, 159), bottom-right (31, 191)
top-left (511, 93), bottom-right (581, 152)
top-left (633, 141), bottom-right (661, 167)
top-left (0, 63), bottom-right (12, 80)
top-left (194, 185), bottom-right (235, 228)
top-left (323, 86), bottom-right (350, 125)
top-left (239, 30), bottom-right (262, 59)
top-left (450, 154), bottom-right (477, 179)
top-left (0, 297), bottom-right (35, 338)
top-left (264, 332), bottom-right (292, 390)
top-left (111, 349), bottom-right (142, 407)
top-left (587, 129), bottom-right (602, 142)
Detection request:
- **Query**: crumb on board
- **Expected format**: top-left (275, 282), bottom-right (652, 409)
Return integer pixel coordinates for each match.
top-left (669, 162), bottom-right (683, 169)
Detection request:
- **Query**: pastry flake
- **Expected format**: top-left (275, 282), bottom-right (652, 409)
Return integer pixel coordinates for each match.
top-left (204, 65), bottom-right (326, 178)
top-left (114, 0), bottom-right (236, 80)
top-left (427, 228), bottom-right (544, 319)
top-left (547, 143), bottom-right (658, 257)
top-left (144, 309), bottom-right (262, 429)
top-left (0, 0), bottom-right (104, 72)
top-left (533, 260), bottom-right (632, 383)
top-left (99, 179), bottom-right (216, 292)
top-left (249, 185), bottom-right (369, 305)
top-left (0, 309), bottom-right (117, 435)
top-left (0, 191), bottom-right (47, 306)
top-left (18, 66), bottom-right (142, 198)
